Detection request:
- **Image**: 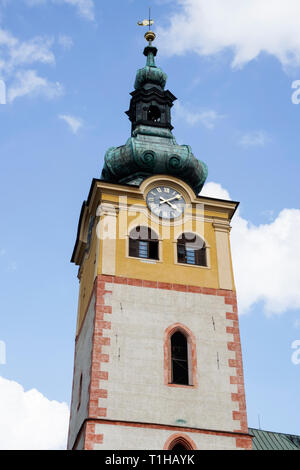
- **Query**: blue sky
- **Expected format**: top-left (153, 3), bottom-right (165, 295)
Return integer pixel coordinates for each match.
top-left (0, 0), bottom-right (300, 449)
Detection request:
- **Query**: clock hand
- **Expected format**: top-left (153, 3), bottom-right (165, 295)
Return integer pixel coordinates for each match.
top-left (159, 197), bottom-right (177, 210)
top-left (160, 194), bottom-right (182, 205)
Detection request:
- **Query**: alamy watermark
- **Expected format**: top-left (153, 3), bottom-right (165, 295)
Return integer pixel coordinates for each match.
top-left (291, 80), bottom-right (300, 104)
top-left (95, 197), bottom-right (205, 245)
top-left (291, 340), bottom-right (300, 365)
top-left (0, 79), bottom-right (6, 105)
top-left (0, 341), bottom-right (6, 365)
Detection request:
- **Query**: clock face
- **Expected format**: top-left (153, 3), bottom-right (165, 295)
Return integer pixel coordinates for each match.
top-left (146, 186), bottom-right (186, 219)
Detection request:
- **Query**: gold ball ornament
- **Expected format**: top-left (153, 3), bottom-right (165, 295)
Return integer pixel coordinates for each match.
top-left (145, 30), bottom-right (156, 43)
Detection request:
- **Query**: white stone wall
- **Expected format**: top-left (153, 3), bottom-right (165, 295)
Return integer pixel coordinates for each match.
top-left (93, 423), bottom-right (237, 450)
top-left (99, 284), bottom-right (239, 435)
top-left (68, 293), bottom-right (95, 450)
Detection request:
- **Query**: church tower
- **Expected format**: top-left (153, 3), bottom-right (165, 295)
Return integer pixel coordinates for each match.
top-left (67, 28), bottom-right (252, 451)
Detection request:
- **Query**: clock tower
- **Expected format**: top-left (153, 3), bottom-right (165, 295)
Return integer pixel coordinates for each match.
top-left (67, 29), bottom-right (252, 451)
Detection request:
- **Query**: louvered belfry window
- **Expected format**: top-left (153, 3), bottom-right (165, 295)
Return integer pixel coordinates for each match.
top-left (129, 226), bottom-right (159, 260)
top-left (171, 331), bottom-right (189, 385)
top-left (177, 233), bottom-right (207, 267)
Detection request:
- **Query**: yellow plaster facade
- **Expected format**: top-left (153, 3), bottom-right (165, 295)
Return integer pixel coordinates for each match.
top-left (72, 175), bottom-right (238, 335)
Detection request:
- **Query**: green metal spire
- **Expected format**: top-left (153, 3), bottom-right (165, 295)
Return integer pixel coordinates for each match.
top-left (134, 32), bottom-right (167, 90)
top-left (100, 28), bottom-right (208, 196)
top-left (146, 47), bottom-right (156, 67)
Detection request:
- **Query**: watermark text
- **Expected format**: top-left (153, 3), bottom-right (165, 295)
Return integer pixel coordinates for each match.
top-left (0, 79), bottom-right (6, 105)
top-left (291, 340), bottom-right (300, 365)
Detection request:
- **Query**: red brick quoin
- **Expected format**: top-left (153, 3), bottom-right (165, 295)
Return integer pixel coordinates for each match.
top-left (80, 275), bottom-right (252, 451)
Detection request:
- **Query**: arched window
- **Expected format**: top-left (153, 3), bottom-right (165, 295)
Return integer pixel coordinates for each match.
top-left (129, 226), bottom-right (159, 260)
top-left (164, 433), bottom-right (197, 450)
top-left (177, 233), bottom-right (207, 266)
top-left (171, 443), bottom-right (189, 451)
top-left (171, 331), bottom-right (189, 385)
top-left (164, 324), bottom-right (197, 388)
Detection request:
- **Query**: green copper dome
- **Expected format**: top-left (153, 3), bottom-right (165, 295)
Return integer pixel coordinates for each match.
top-left (101, 125), bottom-right (208, 195)
top-left (134, 45), bottom-right (167, 90)
top-left (100, 32), bottom-right (208, 196)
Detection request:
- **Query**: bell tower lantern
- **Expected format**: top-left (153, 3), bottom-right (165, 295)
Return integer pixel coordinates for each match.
top-left (126, 30), bottom-right (176, 132)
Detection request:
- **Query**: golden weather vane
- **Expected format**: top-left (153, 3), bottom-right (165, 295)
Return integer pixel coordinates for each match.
top-left (137, 8), bottom-right (156, 43)
top-left (137, 7), bottom-right (154, 28)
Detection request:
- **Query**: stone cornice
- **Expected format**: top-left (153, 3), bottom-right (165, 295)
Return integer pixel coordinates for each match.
top-left (212, 221), bottom-right (232, 233)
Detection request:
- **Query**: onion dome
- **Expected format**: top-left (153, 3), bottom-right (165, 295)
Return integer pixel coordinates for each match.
top-left (100, 30), bottom-right (208, 196)
top-left (134, 32), bottom-right (167, 90)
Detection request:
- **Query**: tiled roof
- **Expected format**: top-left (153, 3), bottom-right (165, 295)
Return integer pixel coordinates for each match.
top-left (249, 428), bottom-right (300, 450)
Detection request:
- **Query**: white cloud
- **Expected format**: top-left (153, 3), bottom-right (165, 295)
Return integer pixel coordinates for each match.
top-left (158, 0), bottom-right (300, 68)
top-left (261, 209), bottom-right (275, 222)
top-left (238, 131), bottom-right (270, 147)
top-left (59, 114), bottom-right (83, 134)
top-left (8, 36), bottom-right (55, 71)
top-left (0, 25), bottom-right (63, 102)
top-left (8, 69), bottom-right (63, 102)
top-left (0, 0), bottom-right (93, 103)
top-left (201, 181), bottom-right (231, 201)
top-left (173, 101), bottom-right (224, 129)
top-left (0, 28), bottom-right (55, 76)
top-left (0, 376), bottom-right (69, 450)
top-left (202, 181), bottom-right (300, 315)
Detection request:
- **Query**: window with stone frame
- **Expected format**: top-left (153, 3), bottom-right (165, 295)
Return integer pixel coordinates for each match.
top-left (177, 232), bottom-right (207, 266)
top-left (129, 226), bottom-right (159, 260)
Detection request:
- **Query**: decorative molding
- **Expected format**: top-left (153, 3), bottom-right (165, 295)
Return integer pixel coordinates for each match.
top-left (213, 223), bottom-right (233, 290)
top-left (226, 293), bottom-right (250, 438)
top-left (212, 221), bottom-right (232, 233)
top-left (76, 417), bottom-right (252, 450)
top-left (97, 203), bottom-right (119, 218)
top-left (83, 277), bottom-right (113, 450)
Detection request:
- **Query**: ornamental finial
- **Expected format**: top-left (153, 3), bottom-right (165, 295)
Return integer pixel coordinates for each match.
top-left (138, 8), bottom-right (156, 44)
top-left (144, 30), bottom-right (156, 44)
